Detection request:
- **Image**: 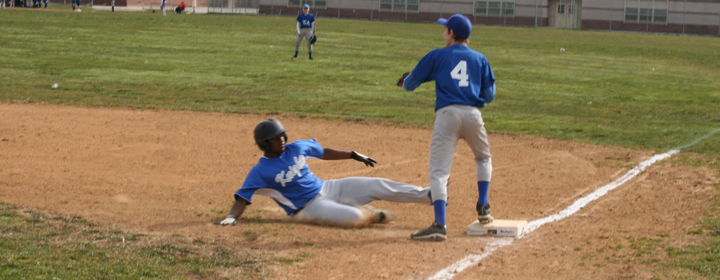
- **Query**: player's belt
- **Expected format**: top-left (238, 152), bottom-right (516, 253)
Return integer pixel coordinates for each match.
top-left (290, 196), bottom-right (317, 216)
top-left (290, 205), bottom-right (306, 216)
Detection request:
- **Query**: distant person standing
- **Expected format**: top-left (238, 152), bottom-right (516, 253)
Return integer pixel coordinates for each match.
top-left (43, 0), bottom-right (47, 8)
top-left (293, 4), bottom-right (315, 60)
top-left (71, 0), bottom-right (80, 10)
top-left (160, 0), bottom-right (166, 15)
top-left (175, 1), bottom-right (185, 14)
top-left (112, 0), bottom-right (115, 12)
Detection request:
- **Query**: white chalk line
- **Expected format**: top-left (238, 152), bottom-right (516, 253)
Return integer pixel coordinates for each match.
top-left (427, 128), bottom-right (720, 280)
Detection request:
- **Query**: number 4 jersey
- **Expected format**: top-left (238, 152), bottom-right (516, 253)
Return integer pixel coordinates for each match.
top-left (403, 44), bottom-right (496, 111)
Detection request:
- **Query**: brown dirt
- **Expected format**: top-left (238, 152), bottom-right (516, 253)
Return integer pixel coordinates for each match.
top-left (1, 102), bottom-right (716, 279)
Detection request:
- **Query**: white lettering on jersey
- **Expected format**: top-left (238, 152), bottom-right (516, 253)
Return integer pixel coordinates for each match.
top-left (275, 155), bottom-right (307, 187)
top-left (451, 60), bottom-right (469, 87)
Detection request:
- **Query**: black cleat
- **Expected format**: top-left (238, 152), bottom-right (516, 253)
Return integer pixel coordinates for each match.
top-left (411, 222), bottom-right (447, 241)
top-left (476, 203), bottom-right (494, 224)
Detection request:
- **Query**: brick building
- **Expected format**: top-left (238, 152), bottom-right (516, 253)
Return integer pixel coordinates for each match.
top-left (256, 0), bottom-right (720, 36)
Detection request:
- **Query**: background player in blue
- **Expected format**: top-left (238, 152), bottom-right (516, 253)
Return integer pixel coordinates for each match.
top-left (71, 0), bottom-right (80, 10)
top-left (398, 14), bottom-right (496, 241)
top-left (215, 119), bottom-right (432, 228)
top-left (160, 0), bottom-right (167, 16)
top-left (293, 4), bottom-right (315, 60)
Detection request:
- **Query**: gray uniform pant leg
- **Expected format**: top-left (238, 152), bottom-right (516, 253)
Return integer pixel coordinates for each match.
top-left (429, 105), bottom-right (492, 203)
top-left (296, 177), bottom-right (431, 226)
top-left (294, 28), bottom-right (313, 53)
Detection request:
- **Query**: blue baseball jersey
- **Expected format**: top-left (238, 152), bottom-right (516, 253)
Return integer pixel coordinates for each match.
top-left (403, 44), bottom-right (496, 111)
top-left (297, 13), bottom-right (315, 29)
top-left (235, 139), bottom-right (324, 215)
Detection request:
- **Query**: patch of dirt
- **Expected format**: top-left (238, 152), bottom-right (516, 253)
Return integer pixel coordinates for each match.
top-left (0, 103), bottom-right (716, 279)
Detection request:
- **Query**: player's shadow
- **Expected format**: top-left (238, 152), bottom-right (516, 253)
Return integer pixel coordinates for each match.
top-left (231, 221), bottom-right (430, 251)
top-left (238, 217), bottom-right (286, 224)
top-left (248, 236), bottom-right (408, 251)
top-left (147, 220), bottom-right (215, 231)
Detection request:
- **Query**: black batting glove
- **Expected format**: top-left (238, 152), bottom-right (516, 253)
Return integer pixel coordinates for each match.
top-left (350, 151), bottom-right (377, 167)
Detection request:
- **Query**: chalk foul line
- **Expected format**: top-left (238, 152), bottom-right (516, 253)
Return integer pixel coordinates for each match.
top-left (427, 127), bottom-right (720, 280)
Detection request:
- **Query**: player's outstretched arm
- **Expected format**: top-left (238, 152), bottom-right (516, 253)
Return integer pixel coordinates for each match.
top-left (321, 148), bottom-right (377, 167)
top-left (215, 197), bottom-right (248, 226)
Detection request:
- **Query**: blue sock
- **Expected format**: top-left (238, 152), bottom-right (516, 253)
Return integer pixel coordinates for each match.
top-left (294, 51), bottom-right (298, 57)
top-left (433, 200), bottom-right (447, 226)
top-left (309, 52), bottom-right (313, 58)
top-left (477, 181), bottom-right (489, 206)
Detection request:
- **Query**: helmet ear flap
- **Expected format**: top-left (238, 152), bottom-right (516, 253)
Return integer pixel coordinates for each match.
top-left (257, 133), bottom-right (287, 152)
top-left (258, 141), bottom-right (270, 152)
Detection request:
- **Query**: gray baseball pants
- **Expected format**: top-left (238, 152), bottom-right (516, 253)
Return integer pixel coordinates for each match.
top-left (295, 27), bottom-right (314, 53)
top-left (294, 177), bottom-right (431, 227)
top-left (429, 104), bottom-right (492, 203)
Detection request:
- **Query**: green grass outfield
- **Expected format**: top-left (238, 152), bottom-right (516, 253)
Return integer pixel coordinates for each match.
top-left (1, 8), bottom-right (719, 154)
top-left (1, 8), bottom-right (719, 279)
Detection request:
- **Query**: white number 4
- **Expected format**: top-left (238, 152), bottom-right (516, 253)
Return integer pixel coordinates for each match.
top-left (450, 60), bottom-right (469, 87)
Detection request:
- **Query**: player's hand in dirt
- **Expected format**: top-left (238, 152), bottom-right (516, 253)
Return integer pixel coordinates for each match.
top-left (351, 151), bottom-right (377, 167)
top-left (215, 215), bottom-right (237, 226)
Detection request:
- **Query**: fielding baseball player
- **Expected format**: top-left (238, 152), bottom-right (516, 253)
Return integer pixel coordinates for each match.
top-left (215, 119), bottom-right (432, 227)
top-left (293, 4), bottom-right (315, 60)
top-left (160, 0), bottom-right (167, 15)
top-left (399, 14), bottom-right (496, 241)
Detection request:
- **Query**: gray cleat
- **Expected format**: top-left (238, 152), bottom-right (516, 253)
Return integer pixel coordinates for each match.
top-left (364, 205), bottom-right (395, 223)
top-left (372, 210), bottom-right (395, 223)
top-left (411, 222), bottom-right (447, 241)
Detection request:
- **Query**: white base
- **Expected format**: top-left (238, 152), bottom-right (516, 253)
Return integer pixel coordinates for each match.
top-left (467, 219), bottom-right (527, 238)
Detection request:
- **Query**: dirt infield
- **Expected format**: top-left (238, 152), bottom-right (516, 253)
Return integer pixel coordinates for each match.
top-left (1, 102), bottom-right (716, 279)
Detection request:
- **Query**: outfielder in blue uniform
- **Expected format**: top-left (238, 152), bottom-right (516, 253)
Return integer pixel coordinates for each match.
top-left (293, 4), bottom-right (315, 60)
top-left (215, 119), bottom-right (432, 228)
top-left (400, 14), bottom-right (496, 241)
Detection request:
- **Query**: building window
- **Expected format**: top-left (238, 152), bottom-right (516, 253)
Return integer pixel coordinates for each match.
top-left (475, 1), bottom-right (515, 17)
top-left (288, 0), bottom-right (327, 9)
top-left (624, 0), bottom-right (667, 24)
top-left (557, 4), bottom-right (575, 15)
top-left (380, 0), bottom-right (419, 13)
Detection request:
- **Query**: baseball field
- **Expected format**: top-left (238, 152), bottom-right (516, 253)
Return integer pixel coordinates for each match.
top-left (1, 7), bottom-right (720, 279)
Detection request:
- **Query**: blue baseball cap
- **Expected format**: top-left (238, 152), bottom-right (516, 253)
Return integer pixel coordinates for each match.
top-left (303, 4), bottom-right (310, 8)
top-left (437, 14), bottom-right (472, 39)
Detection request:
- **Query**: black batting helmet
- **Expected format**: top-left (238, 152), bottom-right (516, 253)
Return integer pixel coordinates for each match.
top-left (254, 119), bottom-right (288, 152)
